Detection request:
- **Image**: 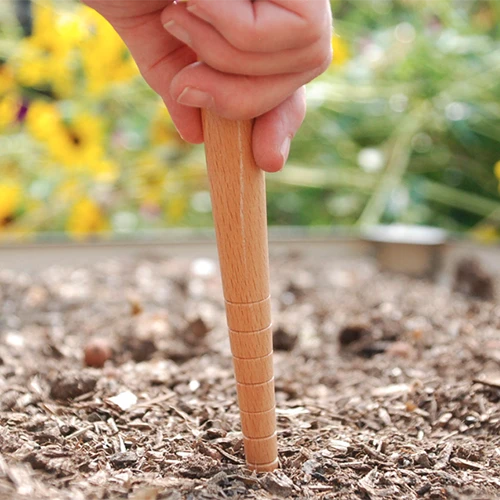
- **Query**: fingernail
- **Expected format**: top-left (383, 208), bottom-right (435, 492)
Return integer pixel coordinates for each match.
top-left (177, 87), bottom-right (214, 108)
top-left (163, 20), bottom-right (192, 47)
top-left (280, 136), bottom-right (292, 166)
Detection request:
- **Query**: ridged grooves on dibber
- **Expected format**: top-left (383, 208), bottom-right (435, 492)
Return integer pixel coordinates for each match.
top-left (229, 326), bottom-right (273, 359)
top-left (228, 299), bottom-right (276, 467)
top-left (225, 297), bottom-right (271, 332)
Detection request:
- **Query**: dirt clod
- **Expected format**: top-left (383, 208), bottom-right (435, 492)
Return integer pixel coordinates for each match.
top-left (184, 317), bottom-right (210, 346)
top-left (273, 327), bottom-right (298, 351)
top-left (126, 336), bottom-right (157, 362)
top-left (453, 257), bottom-right (495, 300)
top-left (338, 323), bottom-right (371, 346)
top-left (49, 371), bottom-right (98, 400)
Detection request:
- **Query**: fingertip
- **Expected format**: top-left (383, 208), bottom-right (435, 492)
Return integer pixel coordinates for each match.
top-left (169, 108), bottom-right (204, 144)
top-left (257, 158), bottom-right (285, 174)
top-left (253, 139), bottom-right (287, 173)
top-left (253, 89), bottom-right (307, 173)
top-left (177, 124), bottom-right (204, 144)
top-left (279, 135), bottom-right (292, 167)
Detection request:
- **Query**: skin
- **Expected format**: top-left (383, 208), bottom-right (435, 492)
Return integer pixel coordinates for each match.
top-left (83, 0), bottom-right (333, 172)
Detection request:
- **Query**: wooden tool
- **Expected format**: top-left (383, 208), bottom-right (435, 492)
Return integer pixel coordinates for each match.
top-left (202, 110), bottom-right (278, 472)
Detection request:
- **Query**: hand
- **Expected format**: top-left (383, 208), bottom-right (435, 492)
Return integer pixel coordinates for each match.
top-left (83, 0), bottom-right (332, 171)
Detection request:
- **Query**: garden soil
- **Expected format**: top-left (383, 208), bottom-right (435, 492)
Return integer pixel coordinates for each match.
top-left (0, 253), bottom-right (499, 499)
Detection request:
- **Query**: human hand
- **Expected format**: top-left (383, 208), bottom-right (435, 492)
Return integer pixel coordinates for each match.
top-left (83, 0), bottom-right (332, 172)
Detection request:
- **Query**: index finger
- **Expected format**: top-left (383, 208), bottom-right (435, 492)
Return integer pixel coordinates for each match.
top-left (184, 0), bottom-right (331, 52)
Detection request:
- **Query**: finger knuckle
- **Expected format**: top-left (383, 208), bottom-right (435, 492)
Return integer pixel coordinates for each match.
top-left (219, 97), bottom-right (257, 121)
top-left (202, 57), bottom-right (231, 74)
top-left (234, 100), bottom-right (257, 120)
top-left (228, 27), bottom-right (263, 52)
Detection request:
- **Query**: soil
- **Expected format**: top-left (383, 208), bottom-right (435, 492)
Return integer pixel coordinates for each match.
top-left (0, 253), bottom-right (499, 500)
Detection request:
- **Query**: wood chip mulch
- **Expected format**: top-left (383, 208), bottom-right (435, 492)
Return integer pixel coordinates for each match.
top-left (0, 254), bottom-right (499, 499)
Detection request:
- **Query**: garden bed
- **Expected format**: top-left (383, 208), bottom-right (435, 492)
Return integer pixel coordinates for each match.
top-left (0, 251), bottom-right (499, 499)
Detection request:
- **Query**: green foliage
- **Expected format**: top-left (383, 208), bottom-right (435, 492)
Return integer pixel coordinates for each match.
top-left (270, 0), bottom-right (500, 239)
top-left (0, 0), bottom-right (499, 241)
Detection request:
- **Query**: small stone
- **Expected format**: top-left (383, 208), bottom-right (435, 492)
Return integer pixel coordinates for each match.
top-left (302, 459), bottom-right (320, 475)
top-left (188, 380), bottom-right (200, 392)
top-left (415, 451), bottom-right (431, 468)
top-left (84, 338), bottom-right (113, 368)
top-left (107, 391), bottom-right (138, 412)
top-left (110, 452), bottom-right (137, 469)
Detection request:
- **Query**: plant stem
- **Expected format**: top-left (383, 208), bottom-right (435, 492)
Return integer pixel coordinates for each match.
top-left (419, 180), bottom-right (500, 221)
top-left (269, 164), bottom-right (376, 192)
top-left (357, 103), bottom-right (428, 227)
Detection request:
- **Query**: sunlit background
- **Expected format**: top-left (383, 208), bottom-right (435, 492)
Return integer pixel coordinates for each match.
top-left (0, 0), bottom-right (499, 241)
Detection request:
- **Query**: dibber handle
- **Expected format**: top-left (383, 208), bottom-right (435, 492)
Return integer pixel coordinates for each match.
top-left (202, 110), bottom-right (278, 472)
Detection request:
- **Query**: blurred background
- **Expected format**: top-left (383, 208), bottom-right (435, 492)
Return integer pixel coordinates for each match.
top-left (0, 0), bottom-right (499, 242)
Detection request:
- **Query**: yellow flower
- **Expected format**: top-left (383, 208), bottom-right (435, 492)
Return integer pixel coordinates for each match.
top-left (134, 154), bottom-right (167, 205)
top-left (0, 64), bottom-right (16, 95)
top-left (473, 4), bottom-right (496, 31)
top-left (56, 12), bottom-right (87, 47)
top-left (56, 179), bottom-right (81, 203)
top-left (26, 102), bottom-right (105, 168)
top-left (495, 160), bottom-right (500, 184)
top-left (331, 34), bottom-right (350, 67)
top-left (471, 225), bottom-right (499, 244)
top-left (165, 193), bottom-right (188, 224)
top-left (87, 159), bottom-right (120, 183)
top-left (50, 113), bottom-right (104, 167)
top-left (79, 6), bottom-right (139, 97)
top-left (0, 183), bottom-right (22, 226)
top-left (0, 93), bottom-right (19, 131)
top-left (25, 100), bottom-right (62, 141)
top-left (67, 197), bottom-right (108, 239)
top-left (13, 2), bottom-right (76, 97)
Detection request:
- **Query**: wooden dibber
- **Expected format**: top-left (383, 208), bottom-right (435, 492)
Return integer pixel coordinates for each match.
top-left (202, 110), bottom-right (278, 472)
